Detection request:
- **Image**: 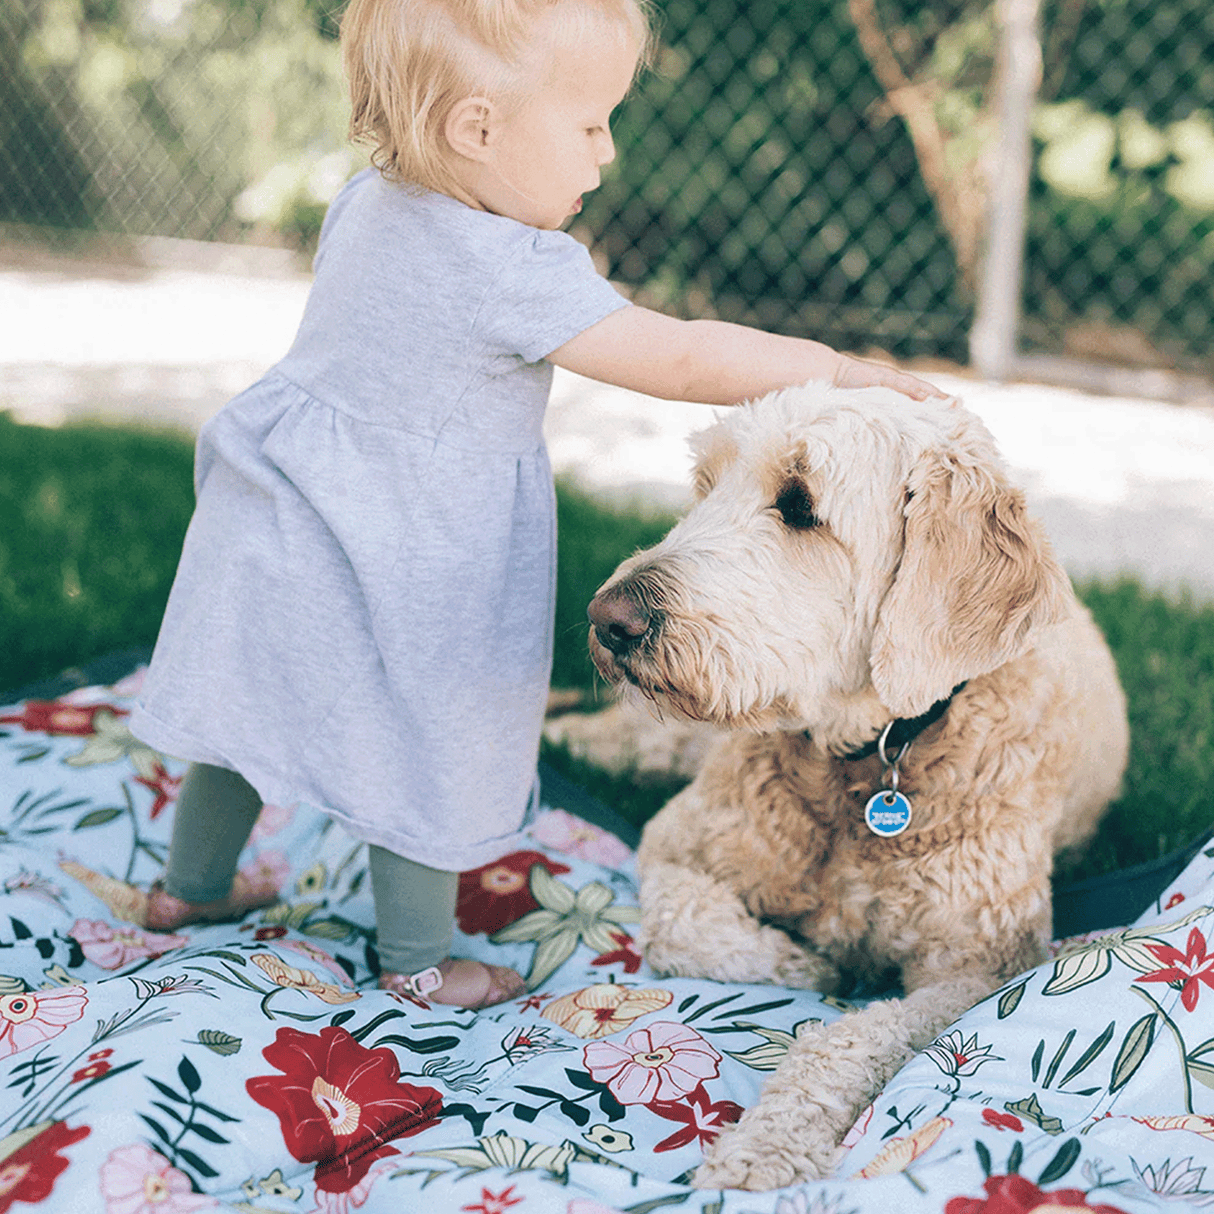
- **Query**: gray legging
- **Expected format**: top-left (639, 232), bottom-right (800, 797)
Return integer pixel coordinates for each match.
top-left (163, 761), bottom-right (456, 974)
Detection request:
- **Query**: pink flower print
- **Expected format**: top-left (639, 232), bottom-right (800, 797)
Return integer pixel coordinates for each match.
top-left (583, 1020), bottom-right (722, 1105)
top-left (1136, 926), bottom-right (1214, 1011)
top-left (98, 1143), bottom-right (218, 1213)
top-left (239, 850), bottom-right (290, 899)
top-left (841, 1101), bottom-right (874, 1149)
top-left (109, 667), bottom-right (147, 698)
top-left (70, 919), bottom-right (188, 970)
top-left (250, 803), bottom-right (294, 844)
top-left (0, 986), bottom-right (88, 1059)
top-left (530, 809), bottom-right (633, 868)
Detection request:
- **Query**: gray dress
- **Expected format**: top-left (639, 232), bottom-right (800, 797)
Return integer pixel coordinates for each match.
top-left (131, 170), bottom-right (629, 871)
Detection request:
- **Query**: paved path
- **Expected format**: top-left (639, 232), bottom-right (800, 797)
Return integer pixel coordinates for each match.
top-left (3, 251), bottom-right (1212, 601)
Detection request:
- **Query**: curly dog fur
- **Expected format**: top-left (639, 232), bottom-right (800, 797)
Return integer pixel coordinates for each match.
top-left (574, 382), bottom-right (1129, 1191)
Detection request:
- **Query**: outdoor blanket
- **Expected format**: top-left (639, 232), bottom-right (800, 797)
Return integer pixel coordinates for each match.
top-left (4, 662), bottom-right (1214, 1214)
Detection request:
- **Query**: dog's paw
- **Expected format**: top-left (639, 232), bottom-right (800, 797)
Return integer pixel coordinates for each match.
top-left (773, 949), bottom-right (840, 993)
top-left (638, 865), bottom-right (839, 989)
top-left (691, 1118), bottom-right (838, 1192)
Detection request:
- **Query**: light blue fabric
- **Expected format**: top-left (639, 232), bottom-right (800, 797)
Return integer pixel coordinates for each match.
top-left (131, 171), bottom-right (629, 870)
top-left (10, 668), bottom-right (1214, 1213)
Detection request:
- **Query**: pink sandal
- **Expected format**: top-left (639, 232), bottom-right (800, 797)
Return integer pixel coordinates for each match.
top-left (138, 875), bottom-right (280, 932)
top-left (379, 959), bottom-right (527, 1010)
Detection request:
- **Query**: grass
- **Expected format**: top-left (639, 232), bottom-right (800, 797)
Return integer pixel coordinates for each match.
top-left (2, 411), bottom-right (1212, 880)
top-left (0, 413), bottom-right (196, 692)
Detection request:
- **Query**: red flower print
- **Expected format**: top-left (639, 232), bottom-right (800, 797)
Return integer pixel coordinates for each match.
top-left (254, 926), bottom-right (289, 941)
top-left (71, 1059), bottom-right (112, 1083)
top-left (649, 1083), bottom-right (744, 1153)
top-left (0, 700), bottom-right (127, 736)
top-left (0, 1119), bottom-right (90, 1213)
top-left (517, 992), bottom-right (554, 1012)
top-left (1166, 892), bottom-right (1186, 909)
top-left (590, 930), bottom-right (643, 974)
top-left (246, 1025), bottom-right (443, 1193)
top-left (982, 1108), bottom-right (1024, 1132)
top-left (456, 851), bottom-right (570, 935)
top-left (381, 987), bottom-right (433, 1012)
top-left (133, 762), bottom-right (183, 820)
top-left (462, 1185), bottom-right (525, 1214)
top-left (1135, 926), bottom-right (1214, 1011)
top-left (945, 1173), bottom-right (1129, 1213)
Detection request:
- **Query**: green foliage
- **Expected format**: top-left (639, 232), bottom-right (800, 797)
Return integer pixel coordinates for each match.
top-left (1059, 579), bottom-right (1214, 882)
top-left (4, 0), bottom-right (1212, 364)
top-left (0, 414), bottom-right (195, 693)
top-left (1024, 98), bottom-right (1214, 370)
top-left (579, 0), bottom-right (965, 356)
top-left (1, 0), bottom-right (348, 241)
top-left (551, 480), bottom-right (675, 692)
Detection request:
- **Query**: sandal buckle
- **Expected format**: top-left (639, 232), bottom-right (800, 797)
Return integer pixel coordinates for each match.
top-left (408, 965), bottom-right (443, 997)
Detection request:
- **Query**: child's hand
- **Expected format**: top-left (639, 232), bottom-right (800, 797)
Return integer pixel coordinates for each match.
top-left (831, 353), bottom-right (947, 402)
top-left (550, 306), bottom-right (949, 406)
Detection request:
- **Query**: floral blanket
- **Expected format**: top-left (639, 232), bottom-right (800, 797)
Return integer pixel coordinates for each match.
top-left (5, 664), bottom-right (1214, 1214)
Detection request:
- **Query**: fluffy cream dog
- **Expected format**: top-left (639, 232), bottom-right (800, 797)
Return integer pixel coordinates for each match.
top-left (579, 382), bottom-right (1129, 1191)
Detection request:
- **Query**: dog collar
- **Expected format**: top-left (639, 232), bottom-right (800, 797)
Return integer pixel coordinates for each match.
top-left (837, 682), bottom-right (968, 763)
top-left (837, 682), bottom-right (965, 838)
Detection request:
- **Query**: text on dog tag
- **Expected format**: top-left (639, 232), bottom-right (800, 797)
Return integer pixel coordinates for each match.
top-left (864, 789), bottom-right (912, 837)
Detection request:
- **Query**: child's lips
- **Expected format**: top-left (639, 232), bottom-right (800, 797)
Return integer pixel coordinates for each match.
top-left (572, 197), bottom-right (583, 213)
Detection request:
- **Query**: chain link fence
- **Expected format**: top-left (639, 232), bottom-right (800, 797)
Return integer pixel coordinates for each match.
top-left (1024, 0), bottom-right (1214, 377)
top-left (2, 0), bottom-right (1212, 379)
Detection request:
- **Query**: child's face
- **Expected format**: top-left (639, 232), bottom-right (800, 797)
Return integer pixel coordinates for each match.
top-left (478, 24), bottom-right (640, 229)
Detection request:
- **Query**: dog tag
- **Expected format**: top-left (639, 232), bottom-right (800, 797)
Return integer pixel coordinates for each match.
top-left (864, 789), bottom-right (912, 837)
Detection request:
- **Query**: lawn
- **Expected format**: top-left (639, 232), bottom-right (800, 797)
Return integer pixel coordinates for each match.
top-left (2, 411), bottom-right (1212, 880)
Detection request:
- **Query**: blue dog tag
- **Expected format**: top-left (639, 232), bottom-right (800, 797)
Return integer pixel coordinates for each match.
top-left (864, 789), bottom-right (912, 837)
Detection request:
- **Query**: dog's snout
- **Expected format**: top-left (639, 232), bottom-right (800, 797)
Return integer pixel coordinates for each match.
top-left (588, 584), bottom-right (654, 655)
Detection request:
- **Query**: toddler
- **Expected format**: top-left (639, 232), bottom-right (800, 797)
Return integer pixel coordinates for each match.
top-left (130, 0), bottom-right (941, 1009)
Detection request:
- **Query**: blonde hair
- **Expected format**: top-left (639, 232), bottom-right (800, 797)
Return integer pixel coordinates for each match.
top-left (343, 0), bottom-right (656, 194)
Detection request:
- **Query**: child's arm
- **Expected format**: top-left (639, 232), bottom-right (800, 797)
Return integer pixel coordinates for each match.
top-left (548, 304), bottom-right (943, 404)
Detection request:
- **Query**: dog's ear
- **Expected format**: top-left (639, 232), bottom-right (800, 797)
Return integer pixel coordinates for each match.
top-left (688, 420), bottom-right (738, 501)
top-left (870, 446), bottom-right (1071, 717)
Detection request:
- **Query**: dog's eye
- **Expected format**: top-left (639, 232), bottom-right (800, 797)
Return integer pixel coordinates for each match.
top-left (773, 480), bottom-right (819, 530)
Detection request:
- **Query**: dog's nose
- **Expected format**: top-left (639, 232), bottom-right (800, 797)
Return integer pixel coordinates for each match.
top-left (588, 585), bottom-right (652, 654)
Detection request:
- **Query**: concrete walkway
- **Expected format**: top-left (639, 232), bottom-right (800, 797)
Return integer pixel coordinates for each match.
top-left (3, 246), bottom-right (1212, 602)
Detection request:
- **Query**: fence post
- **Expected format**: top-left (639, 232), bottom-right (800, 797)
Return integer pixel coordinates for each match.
top-left (970, 0), bottom-right (1042, 381)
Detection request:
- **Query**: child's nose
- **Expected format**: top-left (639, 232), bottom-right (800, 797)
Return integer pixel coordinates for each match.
top-left (596, 130), bottom-right (616, 166)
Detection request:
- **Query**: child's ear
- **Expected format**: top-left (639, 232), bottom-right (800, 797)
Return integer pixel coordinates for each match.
top-left (444, 96), bottom-right (497, 161)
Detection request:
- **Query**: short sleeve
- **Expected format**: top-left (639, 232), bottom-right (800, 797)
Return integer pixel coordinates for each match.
top-left (479, 228), bottom-right (631, 364)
